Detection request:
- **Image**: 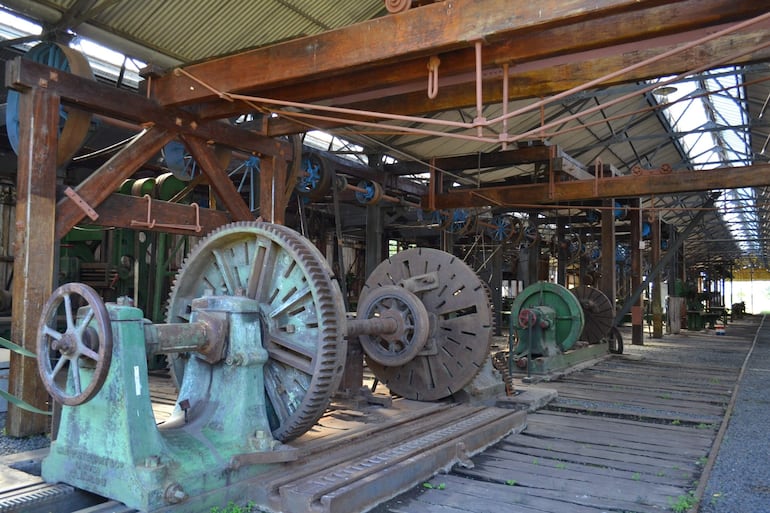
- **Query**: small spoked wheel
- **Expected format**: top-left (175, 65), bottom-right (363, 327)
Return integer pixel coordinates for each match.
top-left (37, 283), bottom-right (113, 406)
top-left (356, 285), bottom-right (430, 367)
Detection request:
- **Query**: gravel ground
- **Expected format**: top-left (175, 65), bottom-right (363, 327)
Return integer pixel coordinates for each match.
top-left (0, 412), bottom-right (51, 456)
top-left (700, 317), bottom-right (770, 513)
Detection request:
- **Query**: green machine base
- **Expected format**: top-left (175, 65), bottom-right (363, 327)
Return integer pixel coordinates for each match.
top-left (41, 295), bottom-right (294, 512)
top-left (519, 341), bottom-right (610, 375)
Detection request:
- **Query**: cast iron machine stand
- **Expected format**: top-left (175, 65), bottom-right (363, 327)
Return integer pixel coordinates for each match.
top-left (36, 222), bottom-right (495, 511)
top-left (509, 282), bottom-right (615, 374)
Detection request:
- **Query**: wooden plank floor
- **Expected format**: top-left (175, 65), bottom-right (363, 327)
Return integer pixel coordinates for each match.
top-left (373, 318), bottom-right (759, 513)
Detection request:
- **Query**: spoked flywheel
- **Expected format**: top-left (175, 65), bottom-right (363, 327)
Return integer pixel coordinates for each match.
top-left (571, 285), bottom-right (614, 345)
top-left (359, 248), bottom-right (493, 401)
top-left (166, 222), bottom-right (346, 441)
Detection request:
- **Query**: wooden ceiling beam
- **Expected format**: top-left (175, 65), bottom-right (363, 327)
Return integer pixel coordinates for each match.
top-left (191, 0), bottom-right (765, 124)
top-left (432, 163), bottom-right (770, 208)
top-left (5, 57), bottom-right (290, 158)
top-left (149, 0), bottom-right (691, 107)
top-left (265, 22), bottom-right (770, 136)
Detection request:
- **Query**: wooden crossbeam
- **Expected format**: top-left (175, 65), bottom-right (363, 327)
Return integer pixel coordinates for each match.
top-left (149, 0), bottom-right (695, 107)
top-left (431, 164), bottom-right (770, 208)
top-left (266, 22), bottom-right (770, 136)
top-left (55, 127), bottom-right (177, 239)
top-left (155, 0), bottom-right (768, 126)
top-left (5, 57), bottom-right (290, 158)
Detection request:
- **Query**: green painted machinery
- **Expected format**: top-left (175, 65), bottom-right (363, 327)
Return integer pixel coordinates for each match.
top-left (36, 222), bottom-right (494, 511)
top-left (511, 282), bottom-right (585, 360)
top-left (510, 282), bottom-right (616, 371)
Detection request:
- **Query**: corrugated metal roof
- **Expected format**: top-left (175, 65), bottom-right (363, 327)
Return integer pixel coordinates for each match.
top-left (0, 0), bottom-right (386, 65)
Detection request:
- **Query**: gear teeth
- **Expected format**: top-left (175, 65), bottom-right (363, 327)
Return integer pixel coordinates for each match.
top-left (165, 221), bottom-right (346, 442)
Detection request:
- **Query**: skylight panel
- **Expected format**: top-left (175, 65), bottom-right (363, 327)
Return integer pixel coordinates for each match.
top-left (651, 66), bottom-right (756, 256)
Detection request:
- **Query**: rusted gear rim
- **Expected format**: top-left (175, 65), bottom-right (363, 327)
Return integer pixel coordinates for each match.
top-left (166, 221), bottom-right (346, 441)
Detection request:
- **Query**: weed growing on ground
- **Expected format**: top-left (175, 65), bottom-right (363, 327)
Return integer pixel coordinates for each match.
top-left (668, 491), bottom-right (696, 512)
top-left (211, 501), bottom-right (257, 513)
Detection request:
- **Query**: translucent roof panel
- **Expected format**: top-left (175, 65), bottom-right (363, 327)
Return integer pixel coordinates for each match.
top-left (652, 67), bottom-right (756, 256)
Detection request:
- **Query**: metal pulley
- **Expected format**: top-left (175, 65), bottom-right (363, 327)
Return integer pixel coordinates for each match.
top-left (511, 282), bottom-right (584, 359)
top-left (351, 285), bottom-right (430, 367)
top-left (353, 179), bottom-right (384, 205)
top-left (359, 248), bottom-right (493, 401)
top-left (483, 214), bottom-right (522, 243)
top-left (296, 151), bottom-right (332, 199)
top-left (161, 140), bottom-right (232, 181)
top-left (6, 42), bottom-right (94, 166)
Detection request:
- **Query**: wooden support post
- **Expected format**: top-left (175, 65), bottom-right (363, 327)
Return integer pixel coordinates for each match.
top-left (556, 217), bottom-right (566, 287)
top-left (7, 88), bottom-right (58, 436)
top-left (181, 135), bottom-right (254, 222)
top-left (630, 199), bottom-right (643, 345)
top-left (257, 156), bottom-right (287, 225)
top-left (599, 199), bottom-right (616, 308)
top-left (651, 212), bottom-right (664, 338)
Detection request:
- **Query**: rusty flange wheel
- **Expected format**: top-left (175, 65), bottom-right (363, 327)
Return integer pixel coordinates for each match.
top-left (37, 283), bottom-right (113, 406)
top-left (356, 285), bottom-right (430, 367)
top-left (166, 221), bottom-right (346, 441)
top-left (360, 248), bottom-right (493, 401)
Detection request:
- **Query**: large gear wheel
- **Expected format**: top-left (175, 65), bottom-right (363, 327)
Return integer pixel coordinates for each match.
top-left (360, 248), bottom-right (493, 401)
top-left (166, 221), bottom-right (346, 442)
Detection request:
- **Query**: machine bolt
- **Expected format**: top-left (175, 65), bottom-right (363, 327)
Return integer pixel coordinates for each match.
top-left (116, 296), bottom-right (134, 306)
top-left (164, 483), bottom-right (187, 504)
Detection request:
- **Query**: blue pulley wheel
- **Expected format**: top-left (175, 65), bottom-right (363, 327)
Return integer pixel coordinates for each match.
top-left (6, 42), bottom-right (94, 166)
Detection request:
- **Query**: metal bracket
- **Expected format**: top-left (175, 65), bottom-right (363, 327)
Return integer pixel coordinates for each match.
top-left (130, 194), bottom-right (202, 232)
top-left (64, 186), bottom-right (99, 221)
top-left (399, 271), bottom-right (439, 293)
